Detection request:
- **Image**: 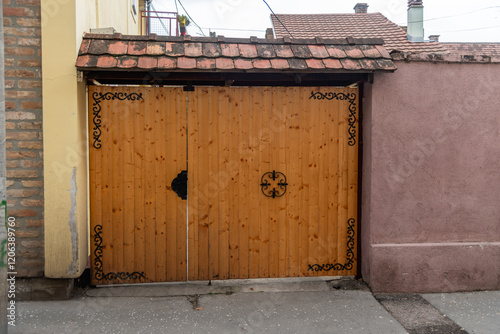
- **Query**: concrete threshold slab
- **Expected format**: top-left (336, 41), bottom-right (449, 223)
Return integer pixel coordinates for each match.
top-left (375, 294), bottom-right (468, 334)
top-left (86, 276), bottom-right (348, 298)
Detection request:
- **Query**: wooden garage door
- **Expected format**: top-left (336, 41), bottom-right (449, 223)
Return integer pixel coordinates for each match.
top-left (89, 85), bottom-right (358, 285)
top-left (188, 87), bottom-right (358, 280)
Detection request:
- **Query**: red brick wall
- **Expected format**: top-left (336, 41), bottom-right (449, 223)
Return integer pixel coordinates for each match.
top-left (3, 0), bottom-right (44, 277)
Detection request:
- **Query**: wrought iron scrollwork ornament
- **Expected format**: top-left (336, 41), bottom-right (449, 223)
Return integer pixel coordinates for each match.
top-left (91, 91), bottom-right (144, 149)
top-left (260, 170), bottom-right (288, 198)
top-left (309, 91), bottom-right (357, 146)
top-left (308, 218), bottom-right (356, 272)
top-left (93, 225), bottom-right (147, 282)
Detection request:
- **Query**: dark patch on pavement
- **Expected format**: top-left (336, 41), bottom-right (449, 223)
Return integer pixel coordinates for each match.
top-left (374, 294), bottom-right (468, 334)
top-left (328, 277), bottom-right (371, 291)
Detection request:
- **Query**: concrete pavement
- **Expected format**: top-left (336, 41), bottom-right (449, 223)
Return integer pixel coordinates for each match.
top-left (8, 278), bottom-right (500, 334)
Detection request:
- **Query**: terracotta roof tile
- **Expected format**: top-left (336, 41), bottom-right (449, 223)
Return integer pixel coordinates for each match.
top-left (216, 58), bottom-right (235, 70)
top-left (234, 58), bottom-right (253, 69)
top-left (165, 42), bottom-right (184, 56)
top-left (88, 40), bottom-right (110, 54)
top-left (308, 45), bottom-right (330, 58)
top-left (184, 42), bottom-right (203, 57)
top-left (158, 57), bottom-right (177, 69)
top-left (79, 38), bottom-right (91, 55)
top-left (340, 58), bottom-right (362, 70)
top-left (202, 43), bottom-right (222, 57)
top-left (305, 59), bottom-right (325, 69)
top-left (238, 44), bottom-right (258, 58)
top-left (288, 58), bottom-right (307, 70)
top-left (256, 44), bottom-right (276, 58)
top-left (343, 45), bottom-right (365, 58)
top-left (270, 58), bottom-right (289, 69)
top-left (375, 59), bottom-right (397, 70)
top-left (197, 57), bottom-right (216, 70)
top-left (359, 45), bottom-right (381, 58)
top-left (272, 13), bottom-right (448, 54)
top-left (252, 59), bottom-right (272, 69)
top-left (128, 41), bottom-right (147, 55)
top-left (322, 58), bottom-right (342, 69)
top-left (138, 57), bottom-right (157, 69)
top-left (117, 56), bottom-right (138, 69)
top-left (96, 55), bottom-right (118, 68)
top-left (273, 44), bottom-right (294, 58)
top-left (108, 41), bottom-right (128, 55)
top-left (177, 57), bottom-right (196, 69)
top-left (76, 34), bottom-right (397, 73)
top-left (375, 45), bottom-right (391, 58)
top-left (76, 54), bottom-right (92, 67)
top-left (146, 42), bottom-right (165, 55)
top-left (290, 44), bottom-right (313, 58)
top-left (442, 43), bottom-right (500, 56)
top-left (221, 43), bottom-right (239, 57)
top-left (325, 45), bottom-right (347, 58)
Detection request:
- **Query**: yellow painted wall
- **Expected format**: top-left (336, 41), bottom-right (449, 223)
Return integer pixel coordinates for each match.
top-left (42, 0), bottom-right (144, 278)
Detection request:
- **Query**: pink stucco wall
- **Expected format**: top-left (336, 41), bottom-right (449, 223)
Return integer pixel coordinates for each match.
top-left (362, 60), bottom-right (500, 292)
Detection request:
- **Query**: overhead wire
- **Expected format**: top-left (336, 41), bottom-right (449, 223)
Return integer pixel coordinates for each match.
top-left (262, 0), bottom-right (294, 38)
top-left (201, 27), bottom-right (266, 33)
top-left (406, 5), bottom-right (500, 24)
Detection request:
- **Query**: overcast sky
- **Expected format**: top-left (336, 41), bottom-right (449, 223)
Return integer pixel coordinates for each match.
top-left (151, 0), bottom-right (499, 42)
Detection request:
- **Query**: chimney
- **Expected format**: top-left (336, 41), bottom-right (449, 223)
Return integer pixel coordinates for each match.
top-left (265, 28), bottom-right (274, 39)
top-left (428, 34), bottom-right (440, 42)
top-left (407, 0), bottom-right (424, 42)
top-left (354, 3), bottom-right (369, 13)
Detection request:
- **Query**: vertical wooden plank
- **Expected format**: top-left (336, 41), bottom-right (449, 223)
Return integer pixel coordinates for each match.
top-left (197, 87), bottom-right (210, 280)
top-left (144, 88), bottom-right (157, 282)
top-left (267, 88), bottom-right (279, 278)
top-left (217, 88), bottom-right (230, 280)
top-left (258, 87), bottom-right (271, 278)
top-left (228, 87), bottom-right (240, 279)
top-left (316, 86), bottom-right (329, 274)
top-left (155, 88), bottom-right (167, 282)
top-left (175, 88), bottom-right (188, 281)
top-left (308, 87), bottom-right (321, 277)
top-left (188, 88), bottom-right (200, 280)
top-left (247, 87), bottom-right (260, 279)
top-left (122, 87), bottom-right (135, 277)
top-left (110, 87), bottom-right (125, 282)
top-left (337, 88), bottom-right (349, 275)
top-left (298, 88), bottom-right (310, 277)
top-left (277, 88), bottom-right (288, 277)
top-left (286, 87), bottom-right (300, 277)
top-left (207, 87), bottom-right (220, 280)
top-left (133, 87), bottom-right (146, 278)
top-left (327, 88), bottom-right (340, 272)
top-left (164, 87), bottom-right (176, 281)
top-left (238, 87), bottom-right (250, 279)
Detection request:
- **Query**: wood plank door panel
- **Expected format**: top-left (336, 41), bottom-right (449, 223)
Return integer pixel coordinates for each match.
top-left (188, 87), bottom-right (358, 280)
top-left (89, 86), bottom-right (187, 285)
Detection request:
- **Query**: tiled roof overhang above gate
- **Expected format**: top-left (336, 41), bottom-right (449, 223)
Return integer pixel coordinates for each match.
top-left (76, 33), bottom-right (397, 73)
